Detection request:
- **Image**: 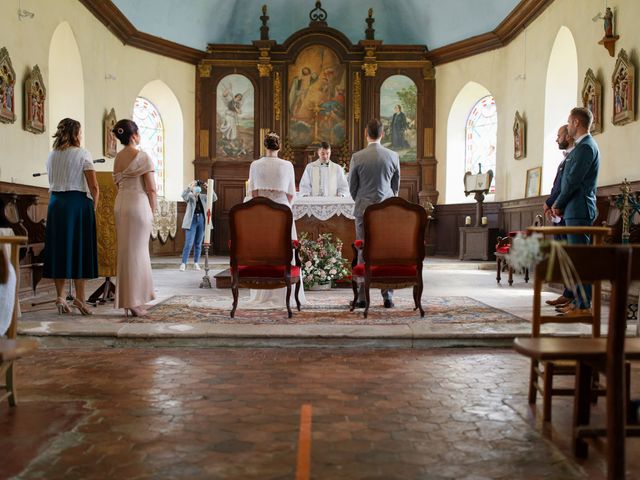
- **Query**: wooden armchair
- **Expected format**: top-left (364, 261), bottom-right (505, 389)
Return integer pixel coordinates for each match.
top-left (228, 197), bottom-right (301, 318)
top-left (524, 226), bottom-right (611, 422)
top-left (0, 235), bottom-right (38, 407)
top-left (514, 245), bottom-right (640, 480)
top-left (350, 197), bottom-right (428, 318)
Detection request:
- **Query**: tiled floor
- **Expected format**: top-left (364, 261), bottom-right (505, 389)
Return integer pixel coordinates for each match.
top-left (3, 348), bottom-right (639, 479)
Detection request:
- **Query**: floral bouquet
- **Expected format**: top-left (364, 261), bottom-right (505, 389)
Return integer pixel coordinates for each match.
top-left (298, 232), bottom-right (350, 288)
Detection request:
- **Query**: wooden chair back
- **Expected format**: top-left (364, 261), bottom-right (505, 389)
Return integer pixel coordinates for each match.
top-left (229, 197), bottom-right (293, 268)
top-left (0, 236), bottom-right (27, 339)
top-left (363, 197), bottom-right (427, 266)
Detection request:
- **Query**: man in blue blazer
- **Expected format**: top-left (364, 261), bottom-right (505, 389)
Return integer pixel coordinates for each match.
top-left (552, 107), bottom-right (600, 312)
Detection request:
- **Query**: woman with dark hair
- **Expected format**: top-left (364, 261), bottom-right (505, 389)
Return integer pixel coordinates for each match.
top-left (112, 119), bottom-right (157, 317)
top-left (44, 118), bottom-right (99, 315)
top-left (244, 131), bottom-right (306, 307)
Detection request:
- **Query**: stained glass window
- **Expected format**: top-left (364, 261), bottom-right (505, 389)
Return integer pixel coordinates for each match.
top-left (133, 97), bottom-right (165, 196)
top-left (465, 95), bottom-right (497, 193)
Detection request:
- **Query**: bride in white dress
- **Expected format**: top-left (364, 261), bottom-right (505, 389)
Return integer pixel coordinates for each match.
top-left (243, 132), bottom-right (306, 308)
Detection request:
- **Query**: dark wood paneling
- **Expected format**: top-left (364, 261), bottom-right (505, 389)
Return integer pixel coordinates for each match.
top-left (296, 216), bottom-right (356, 259)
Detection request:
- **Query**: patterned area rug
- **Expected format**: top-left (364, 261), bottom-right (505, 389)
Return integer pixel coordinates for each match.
top-left (134, 294), bottom-right (526, 325)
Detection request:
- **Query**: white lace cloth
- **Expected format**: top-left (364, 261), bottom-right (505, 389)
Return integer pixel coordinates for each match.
top-left (292, 195), bottom-right (355, 221)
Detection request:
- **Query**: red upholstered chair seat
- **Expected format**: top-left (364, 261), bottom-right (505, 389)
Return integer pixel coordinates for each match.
top-left (232, 265), bottom-right (300, 278)
top-left (496, 245), bottom-right (510, 254)
top-left (352, 263), bottom-right (417, 277)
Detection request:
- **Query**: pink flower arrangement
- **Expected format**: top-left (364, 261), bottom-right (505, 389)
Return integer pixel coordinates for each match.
top-left (298, 232), bottom-right (349, 288)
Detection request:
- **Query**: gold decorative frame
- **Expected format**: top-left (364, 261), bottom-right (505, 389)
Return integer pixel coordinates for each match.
top-left (612, 49), bottom-right (635, 126)
top-left (103, 108), bottom-right (117, 158)
top-left (582, 68), bottom-right (602, 135)
top-left (0, 47), bottom-right (16, 124)
top-left (513, 111), bottom-right (526, 159)
top-left (525, 167), bottom-right (542, 198)
top-left (24, 65), bottom-right (46, 134)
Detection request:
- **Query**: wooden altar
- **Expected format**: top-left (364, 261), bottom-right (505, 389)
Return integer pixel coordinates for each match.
top-left (194, 2), bottom-right (438, 255)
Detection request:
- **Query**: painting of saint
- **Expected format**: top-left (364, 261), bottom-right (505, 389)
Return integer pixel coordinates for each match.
top-left (287, 46), bottom-right (346, 146)
top-left (611, 49), bottom-right (635, 126)
top-left (216, 74), bottom-right (254, 159)
top-left (581, 69), bottom-right (602, 134)
top-left (513, 111), bottom-right (525, 160)
top-left (24, 65), bottom-right (46, 134)
top-left (0, 48), bottom-right (16, 124)
top-left (380, 75), bottom-right (417, 162)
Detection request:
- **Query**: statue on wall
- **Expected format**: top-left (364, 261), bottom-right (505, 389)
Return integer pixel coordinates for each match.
top-left (24, 65), bottom-right (46, 134)
top-left (612, 49), bottom-right (635, 126)
top-left (0, 47), bottom-right (16, 124)
top-left (596, 6), bottom-right (619, 57)
top-left (581, 68), bottom-right (602, 134)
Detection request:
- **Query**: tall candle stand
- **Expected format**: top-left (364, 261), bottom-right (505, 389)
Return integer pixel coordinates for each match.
top-left (199, 242), bottom-right (212, 289)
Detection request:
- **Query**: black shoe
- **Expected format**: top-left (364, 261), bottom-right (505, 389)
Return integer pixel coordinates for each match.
top-left (350, 300), bottom-right (366, 309)
top-left (384, 299), bottom-right (394, 308)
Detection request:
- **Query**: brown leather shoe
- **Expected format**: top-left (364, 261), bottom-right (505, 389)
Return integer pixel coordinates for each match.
top-left (561, 308), bottom-right (592, 317)
top-left (555, 302), bottom-right (576, 314)
top-left (546, 295), bottom-right (571, 306)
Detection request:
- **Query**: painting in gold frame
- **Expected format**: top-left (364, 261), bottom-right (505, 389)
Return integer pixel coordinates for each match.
top-left (525, 167), bottom-right (542, 198)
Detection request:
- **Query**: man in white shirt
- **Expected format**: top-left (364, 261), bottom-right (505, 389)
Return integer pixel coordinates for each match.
top-left (298, 142), bottom-right (349, 197)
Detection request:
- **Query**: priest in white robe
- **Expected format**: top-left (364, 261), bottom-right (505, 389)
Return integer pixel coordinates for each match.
top-left (299, 142), bottom-right (349, 197)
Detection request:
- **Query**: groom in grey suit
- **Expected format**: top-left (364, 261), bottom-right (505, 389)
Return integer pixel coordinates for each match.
top-left (349, 118), bottom-right (401, 308)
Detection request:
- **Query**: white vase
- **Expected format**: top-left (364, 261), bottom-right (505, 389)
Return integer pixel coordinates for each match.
top-left (309, 282), bottom-right (331, 291)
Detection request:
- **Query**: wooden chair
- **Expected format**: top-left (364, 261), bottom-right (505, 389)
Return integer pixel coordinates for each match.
top-left (0, 235), bottom-right (38, 407)
top-left (228, 197), bottom-right (301, 318)
top-left (525, 226), bottom-right (612, 422)
top-left (514, 245), bottom-right (640, 480)
top-left (350, 197), bottom-right (428, 318)
top-left (495, 231), bottom-right (529, 285)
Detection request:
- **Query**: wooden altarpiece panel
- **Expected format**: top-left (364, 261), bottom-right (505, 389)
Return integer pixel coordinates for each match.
top-left (0, 47), bottom-right (16, 124)
top-left (612, 49), bottom-right (635, 126)
top-left (24, 65), bottom-right (46, 134)
top-left (196, 2), bottom-right (437, 254)
top-left (582, 68), bottom-right (602, 135)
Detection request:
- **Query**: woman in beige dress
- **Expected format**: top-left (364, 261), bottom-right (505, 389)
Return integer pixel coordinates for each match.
top-left (112, 119), bottom-right (157, 317)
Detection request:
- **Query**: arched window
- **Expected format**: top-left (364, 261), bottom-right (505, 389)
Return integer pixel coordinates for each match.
top-left (133, 97), bottom-right (165, 196)
top-left (465, 95), bottom-right (497, 193)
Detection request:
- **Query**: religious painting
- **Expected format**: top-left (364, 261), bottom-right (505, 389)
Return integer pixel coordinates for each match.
top-left (513, 111), bottom-right (525, 159)
top-left (24, 64), bottom-right (46, 134)
top-left (581, 68), bottom-right (602, 135)
top-left (380, 75), bottom-right (417, 162)
top-left (216, 74), bottom-right (254, 159)
top-left (287, 45), bottom-right (346, 146)
top-left (0, 47), bottom-right (16, 124)
top-left (612, 49), bottom-right (635, 126)
top-left (103, 108), bottom-right (117, 158)
top-left (525, 167), bottom-right (541, 198)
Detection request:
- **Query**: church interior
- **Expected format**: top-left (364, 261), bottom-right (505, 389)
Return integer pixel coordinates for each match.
top-left (2, 0), bottom-right (640, 478)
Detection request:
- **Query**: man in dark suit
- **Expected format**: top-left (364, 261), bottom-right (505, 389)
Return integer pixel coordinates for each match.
top-left (349, 118), bottom-right (401, 308)
top-left (544, 124), bottom-right (575, 308)
top-left (552, 107), bottom-right (600, 313)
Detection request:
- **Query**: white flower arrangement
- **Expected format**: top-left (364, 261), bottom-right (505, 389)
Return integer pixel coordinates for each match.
top-left (507, 233), bottom-right (544, 272)
top-left (299, 232), bottom-right (350, 288)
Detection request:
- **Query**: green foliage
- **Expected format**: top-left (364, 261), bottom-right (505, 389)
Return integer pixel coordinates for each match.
top-left (396, 84), bottom-right (417, 119)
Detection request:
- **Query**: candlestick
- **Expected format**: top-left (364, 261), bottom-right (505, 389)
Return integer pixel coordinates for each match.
top-left (481, 216), bottom-right (488, 226)
top-left (465, 216), bottom-right (471, 225)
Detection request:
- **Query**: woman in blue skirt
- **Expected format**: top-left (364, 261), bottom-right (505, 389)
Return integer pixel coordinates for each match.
top-left (43, 118), bottom-right (99, 315)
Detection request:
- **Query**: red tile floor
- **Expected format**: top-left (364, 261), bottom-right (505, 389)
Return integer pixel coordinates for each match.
top-left (1, 348), bottom-right (639, 479)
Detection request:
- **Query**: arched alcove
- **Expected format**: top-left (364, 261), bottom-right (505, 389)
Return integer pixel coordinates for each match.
top-left (48, 22), bottom-right (85, 146)
top-left (542, 26), bottom-right (578, 193)
top-left (445, 81), bottom-right (495, 204)
top-left (136, 80), bottom-right (184, 201)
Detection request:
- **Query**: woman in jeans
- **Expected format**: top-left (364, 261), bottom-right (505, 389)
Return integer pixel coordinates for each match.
top-left (180, 181), bottom-right (217, 271)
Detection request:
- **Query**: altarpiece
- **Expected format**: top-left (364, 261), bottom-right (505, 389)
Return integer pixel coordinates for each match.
top-left (195, 2), bottom-right (437, 254)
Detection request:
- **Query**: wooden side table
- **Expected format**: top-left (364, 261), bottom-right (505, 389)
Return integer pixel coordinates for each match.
top-left (458, 227), bottom-right (499, 261)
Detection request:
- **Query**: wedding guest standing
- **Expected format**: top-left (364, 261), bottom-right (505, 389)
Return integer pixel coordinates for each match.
top-left (112, 119), bottom-right (157, 317)
top-left (43, 118), bottom-right (99, 315)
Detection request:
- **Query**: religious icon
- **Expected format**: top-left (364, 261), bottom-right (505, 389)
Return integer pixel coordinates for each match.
top-left (380, 75), bottom-right (417, 162)
top-left (216, 74), bottom-right (254, 159)
top-left (581, 68), bottom-right (602, 134)
top-left (596, 6), bottom-right (619, 57)
top-left (0, 47), bottom-right (16, 124)
top-left (287, 45), bottom-right (346, 146)
top-left (24, 65), bottom-right (46, 134)
top-left (513, 111), bottom-right (526, 159)
top-left (103, 108), bottom-right (118, 158)
top-left (611, 49), bottom-right (635, 126)
top-left (525, 167), bottom-right (542, 198)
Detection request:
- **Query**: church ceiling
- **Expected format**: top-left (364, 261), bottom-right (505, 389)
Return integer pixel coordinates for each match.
top-left (111, 0), bottom-right (521, 50)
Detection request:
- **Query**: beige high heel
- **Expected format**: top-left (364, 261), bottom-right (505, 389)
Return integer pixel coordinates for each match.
top-left (71, 299), bottom-right (93, 316)
top-left (124, 306), bottom-right (148, 318)
top-left (55, 297), bottom-right (71, 315)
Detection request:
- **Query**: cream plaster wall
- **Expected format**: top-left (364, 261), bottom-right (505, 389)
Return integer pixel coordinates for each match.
top-left (0, 0), bottom-right (195, 193)
top-left (436, 0), bottom-right (640, 203)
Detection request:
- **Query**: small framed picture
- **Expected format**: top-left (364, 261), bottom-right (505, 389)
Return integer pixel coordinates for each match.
top-left (525, 167), bottom-right (542, 198)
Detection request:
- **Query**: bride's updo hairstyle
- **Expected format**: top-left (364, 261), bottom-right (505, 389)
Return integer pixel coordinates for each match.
top-left (112, 119), bottom-right (139, 146)
top-left (264, 131), bottom-right (280, 151)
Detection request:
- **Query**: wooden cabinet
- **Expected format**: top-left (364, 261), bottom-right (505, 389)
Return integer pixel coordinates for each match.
top-left (458, 227), bottom-right (499, 261)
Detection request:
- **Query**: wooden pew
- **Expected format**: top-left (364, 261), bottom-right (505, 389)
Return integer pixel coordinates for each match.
top-left (0, 235), bottom-right (38, 407)
top-left (514, 245), bottom-right (640, 480)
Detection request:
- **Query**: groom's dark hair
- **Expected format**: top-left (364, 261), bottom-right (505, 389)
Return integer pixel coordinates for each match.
top-left (366, 118), bottom-right (382, 139)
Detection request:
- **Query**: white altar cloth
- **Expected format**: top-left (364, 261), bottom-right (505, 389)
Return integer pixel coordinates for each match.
top-left (292, 195), bottom-right (355, 221)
